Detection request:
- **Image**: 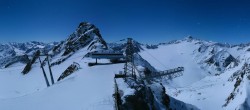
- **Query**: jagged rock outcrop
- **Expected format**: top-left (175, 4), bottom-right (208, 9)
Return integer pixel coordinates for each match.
top-left (57, 62), bottom-right (80, 81)
top-left (22, 50), bottom-right (41, 75)
top-left (50, 22), bottom-right (108, 66)
top-left (195, 41), bottom-right (238, 73)
top-left (51, 22), bottom-right (108, 56)
top-left (205, 51), bottom-right (238, 70)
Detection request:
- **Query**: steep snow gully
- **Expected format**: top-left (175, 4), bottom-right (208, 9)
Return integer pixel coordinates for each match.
top-left (0, 23), bottom-right (250, 110)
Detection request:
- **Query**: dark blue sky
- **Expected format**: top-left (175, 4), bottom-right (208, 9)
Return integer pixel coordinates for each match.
top-left (0, 0), bottom-right (250, 44)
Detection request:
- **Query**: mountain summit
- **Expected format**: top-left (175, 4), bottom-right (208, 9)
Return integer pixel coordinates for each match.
top-left (51, 22), bottom-right (108, 56)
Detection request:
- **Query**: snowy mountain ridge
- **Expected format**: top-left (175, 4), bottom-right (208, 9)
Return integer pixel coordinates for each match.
top-left (0, 41), bottom-right (57, 68)
top-left (0, 22), bottom-right (250, 110)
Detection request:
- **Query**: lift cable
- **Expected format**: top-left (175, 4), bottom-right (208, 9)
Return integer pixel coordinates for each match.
top-left (142, 49), bottom-right (169, 70)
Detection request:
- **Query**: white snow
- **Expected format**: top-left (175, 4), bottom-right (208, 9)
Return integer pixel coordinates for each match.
top-left (139, 39), bottom-right (250, 110)
top-left (140, 40), bottom-right (208, 87)
top-left (0, 49), bottom-right (124, 110)
top-left (1, 38), bottom-right (250, 110)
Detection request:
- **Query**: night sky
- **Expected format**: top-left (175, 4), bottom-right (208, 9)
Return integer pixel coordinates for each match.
top-left (0, 0), bottom-right (250, 44)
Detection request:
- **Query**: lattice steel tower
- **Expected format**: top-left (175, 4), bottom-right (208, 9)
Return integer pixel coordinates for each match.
top-left (124, 38), bottom-right (136, 79)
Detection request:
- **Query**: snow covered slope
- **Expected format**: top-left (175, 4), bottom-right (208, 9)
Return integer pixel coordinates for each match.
top-left (1, 22), bottom-right (250, 110)
top-left (140, 37), bottom-right (208, 87)
top-left (0, 48), bottom-right (123, 110)
top-left (0, 22), bottom-right (119, 110)
top-left (139, 36), bottom-right (250, 110)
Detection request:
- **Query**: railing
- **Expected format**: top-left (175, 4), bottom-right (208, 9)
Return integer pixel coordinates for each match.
top-left (159, 67), bottom-right (184, 75)
top-left (88, 52), bottom-right (125, 59)
top-left (113, 79), bottom-right (121, 110)
top-left (143, 67), bottom-right (184, 79)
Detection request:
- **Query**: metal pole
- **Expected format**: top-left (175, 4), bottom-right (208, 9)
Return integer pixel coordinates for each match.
top-left (47, 55), bottom-right (54, 85)
top-left (38, 57), bottom-right (50, 87)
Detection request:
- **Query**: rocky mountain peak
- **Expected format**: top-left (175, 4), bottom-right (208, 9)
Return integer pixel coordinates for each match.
top-left (52, 22), bottom-right (108, 56)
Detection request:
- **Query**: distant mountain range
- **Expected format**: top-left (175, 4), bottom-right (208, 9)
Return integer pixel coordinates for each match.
top-left (1, 22), bottom-right (250, 110)
top-left (0, 41), bottom-right (57, 68)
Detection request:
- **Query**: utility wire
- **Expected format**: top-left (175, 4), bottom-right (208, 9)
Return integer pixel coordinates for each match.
top-left (143, 49), bottom-right (168, 70)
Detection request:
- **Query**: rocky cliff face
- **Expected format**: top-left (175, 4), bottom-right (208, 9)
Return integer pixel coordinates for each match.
top-left (51, 22), bottom-right (108, 57)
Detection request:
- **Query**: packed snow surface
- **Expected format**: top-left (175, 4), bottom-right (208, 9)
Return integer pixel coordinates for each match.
top-left (0, 49), bottom-right (124, 110)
